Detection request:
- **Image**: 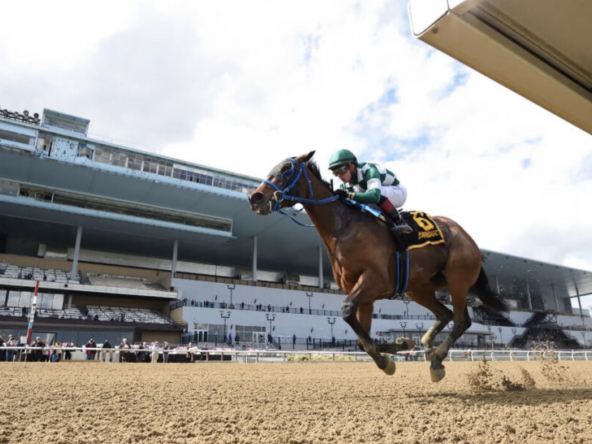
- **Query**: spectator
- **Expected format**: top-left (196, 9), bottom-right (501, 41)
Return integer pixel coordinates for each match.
top-left (151, 341), bottom-right (160, 364)
top-left (64, 342), bottom-right (73, 361)
top-left (85, 339), bottom-right (96, 361)
top-left (235, 334), bottom-right (240, 345)
top-left (33, 337), bottom-right (45, 362)
top-left (50, 341), bottom-right (61, 363)
top-left (119, 338), bottom-right (131, 363)
top-left (292, 334), bottom-right (296, 349)
top-left (0, 335), bottom-right (5, 362)
top-left (102, 339), bottom-right (113, 363)
top-left (228, 332), bottom-right (232, 345)
top-left (162, 341), bottom-right (170, 363)
top-left (140, 342), bottom-right (150, 363)
top-left (186, 342), bottom-right (193, 363)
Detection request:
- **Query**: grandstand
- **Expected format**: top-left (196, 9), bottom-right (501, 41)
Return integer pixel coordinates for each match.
top-left (0, 106), bottom-right (591, 351)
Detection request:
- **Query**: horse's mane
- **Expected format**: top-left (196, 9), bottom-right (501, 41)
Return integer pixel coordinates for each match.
top-left (306, 160), bottom-right (334, 193)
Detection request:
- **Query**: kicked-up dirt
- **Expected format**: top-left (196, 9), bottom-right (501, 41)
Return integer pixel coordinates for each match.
top-left (0, 359), bottom-right (590, 444)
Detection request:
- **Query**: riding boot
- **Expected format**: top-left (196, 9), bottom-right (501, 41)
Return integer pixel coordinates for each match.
top-left (386, 208), bottom-right (413, 235)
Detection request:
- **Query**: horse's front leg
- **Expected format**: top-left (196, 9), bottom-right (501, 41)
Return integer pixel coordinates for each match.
top-left (342, 295), bottom-right (396, 376)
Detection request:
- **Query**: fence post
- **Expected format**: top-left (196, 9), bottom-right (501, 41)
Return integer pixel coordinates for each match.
top-left (256, 352), bottom-right (259, 363)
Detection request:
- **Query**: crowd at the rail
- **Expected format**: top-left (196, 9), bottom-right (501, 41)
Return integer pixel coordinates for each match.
top-left (0, 334), bottom-right (217, 363)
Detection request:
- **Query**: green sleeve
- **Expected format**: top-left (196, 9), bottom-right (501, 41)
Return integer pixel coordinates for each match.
top-left (352, 188), bottom-right (381, 204)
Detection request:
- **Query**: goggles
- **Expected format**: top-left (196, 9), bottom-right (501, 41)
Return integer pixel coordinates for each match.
top-left (331, 164), bottom-right (350, 176)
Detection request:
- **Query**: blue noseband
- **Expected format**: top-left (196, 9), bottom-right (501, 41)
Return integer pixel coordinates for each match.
top-left (261, 158), bottom-right (339, 227)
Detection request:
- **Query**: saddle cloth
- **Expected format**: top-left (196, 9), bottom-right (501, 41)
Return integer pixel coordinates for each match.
top-left (400, 211), bottom-right (445, 250)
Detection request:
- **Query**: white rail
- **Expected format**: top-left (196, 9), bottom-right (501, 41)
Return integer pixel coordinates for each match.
top-left (2, 347), bottom-right (590, 363)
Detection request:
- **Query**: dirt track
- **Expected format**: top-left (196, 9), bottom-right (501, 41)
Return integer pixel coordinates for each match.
top-left (0, 360), bottom-right (590, 444)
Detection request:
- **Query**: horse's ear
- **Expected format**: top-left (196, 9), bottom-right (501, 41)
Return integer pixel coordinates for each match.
top-left (296, 151), bottom-right (315, 163)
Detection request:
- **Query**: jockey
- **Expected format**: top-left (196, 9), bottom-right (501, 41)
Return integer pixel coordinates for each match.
top-left (328, 149), bottom-right (413, 235)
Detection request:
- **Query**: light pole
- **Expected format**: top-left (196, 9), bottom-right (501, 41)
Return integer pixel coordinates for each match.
top-left (227, 284), bottom-right (236, 307)
top-left (415, 322), bottom-right (424, 340)
top-left (401, 322), bottom-right (407, 338)
top-left (220, 311), bottom-right (231, 343)
top-left (403, 295), bottom-right (411, 319)
top-left (487, 325), bottom-right (493, 350)
top-left (305, 291), bottom-right (313, 314)
top-left (266, 313), bottom-right (275, 341)
top-left (327, 317), bottom-right (336, 339)
top-left (498, 327), bottom-right (503, 348)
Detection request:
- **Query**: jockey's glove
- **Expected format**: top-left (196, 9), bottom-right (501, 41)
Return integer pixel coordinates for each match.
top-left (335, 189), bottom-right (354, 200)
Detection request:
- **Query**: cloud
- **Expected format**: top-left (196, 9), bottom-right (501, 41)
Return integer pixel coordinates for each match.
top-left (1, 0), bottom-right (591, 306)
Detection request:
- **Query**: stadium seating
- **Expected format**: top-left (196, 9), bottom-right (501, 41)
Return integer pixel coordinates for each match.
top-left (86, 305), bottom-right (172, 325)
top-left (0, 263), bottom-right (80, 283)
top-left (85, 273), bottom-right (163, 291)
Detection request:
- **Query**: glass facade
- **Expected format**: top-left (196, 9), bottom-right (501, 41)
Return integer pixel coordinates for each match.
top-left (93, 145), bottom-right (257, 194)
top-left (2, 179), bottom-right (232, 233)
top-left (2, 290), bottom-right (64, 309)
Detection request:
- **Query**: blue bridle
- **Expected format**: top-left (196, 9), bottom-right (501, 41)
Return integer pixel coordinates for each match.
top-left (261, 158), bottom-right (339, 227)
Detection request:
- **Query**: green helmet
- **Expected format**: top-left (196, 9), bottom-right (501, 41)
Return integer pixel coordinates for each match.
top-left (328, 149), bottom-right (357, 169)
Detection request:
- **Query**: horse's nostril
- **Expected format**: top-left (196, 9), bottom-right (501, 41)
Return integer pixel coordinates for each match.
top-left (250, 192), bottom-right (263, 204)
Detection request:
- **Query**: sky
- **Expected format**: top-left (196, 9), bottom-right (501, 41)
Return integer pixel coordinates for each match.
top-left (1, 1), bottom-right (591, 309)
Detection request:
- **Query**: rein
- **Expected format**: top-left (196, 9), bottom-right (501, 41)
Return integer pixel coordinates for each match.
top-left (262, 158), bottom-right (339, 227)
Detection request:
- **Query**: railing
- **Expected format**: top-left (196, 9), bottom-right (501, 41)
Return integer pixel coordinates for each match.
top-left (2, 346), bottom-right (589, 363)
top-left (179, 300), bottom-right (439, 321)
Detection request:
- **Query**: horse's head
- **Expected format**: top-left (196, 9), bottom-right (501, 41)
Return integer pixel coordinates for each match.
top-left (248, 151), bottom-right (316, 215)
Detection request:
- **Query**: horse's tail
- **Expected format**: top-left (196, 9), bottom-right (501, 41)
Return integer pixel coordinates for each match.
top-left (471, 267), bottom-right (509, 314)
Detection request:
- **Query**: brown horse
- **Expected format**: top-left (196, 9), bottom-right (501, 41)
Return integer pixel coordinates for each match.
top-left (248, 151), bottom-right (507, 381)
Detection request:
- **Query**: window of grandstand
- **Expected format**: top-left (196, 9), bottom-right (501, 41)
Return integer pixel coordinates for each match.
top-left (19, 186), bottom-right (52, 202)
top-left (42, 113), bottom-right (88, 134)
top-left (52, 192), bottom-right (232, 232)
top-left (92, 145), bottom-right (256, 193)
top-left (0, 128), bottom-right (35, 146)
top-left (4, 291), bottom-right (64, 310)
top-left (127, 155), bottom-right (142, 171)
top-left (0, 180), bottom-right (19, 197)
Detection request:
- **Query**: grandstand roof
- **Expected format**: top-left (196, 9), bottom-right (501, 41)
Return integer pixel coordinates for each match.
top-left (408, 0), bottom-right (592, 136)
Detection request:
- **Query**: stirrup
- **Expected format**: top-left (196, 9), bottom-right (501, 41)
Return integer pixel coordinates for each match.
top-left (392, 223), bottom-right (413, 235)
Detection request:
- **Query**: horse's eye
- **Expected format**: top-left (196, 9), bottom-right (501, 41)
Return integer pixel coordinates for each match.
top-left (280, 165), bottom-right (290, 173)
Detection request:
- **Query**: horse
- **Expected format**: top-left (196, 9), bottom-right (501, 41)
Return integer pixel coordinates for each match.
top-left (248, 151), bottom-right (508, 382)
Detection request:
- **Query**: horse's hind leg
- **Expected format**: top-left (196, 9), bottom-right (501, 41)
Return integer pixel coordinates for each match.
top-left (406, 289), bottom-right (453, 361)
top-left (429, 279), bottom-right (474, 382)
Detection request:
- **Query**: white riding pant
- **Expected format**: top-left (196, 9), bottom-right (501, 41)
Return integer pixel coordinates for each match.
top-left (380, 184), bottom-right (407, 208)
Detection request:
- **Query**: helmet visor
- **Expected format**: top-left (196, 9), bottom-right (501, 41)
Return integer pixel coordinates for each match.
top-left (331, 164), bottom-right (350, 176)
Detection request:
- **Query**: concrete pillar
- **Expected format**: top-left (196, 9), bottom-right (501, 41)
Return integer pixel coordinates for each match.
top-left (252, 235), bottom-right (258, 285)
top-left (67, 295), bottom-right (72, 310)
top-left (171, 240), bottom-right (179, 278)
top-left (70, 226), bottom-right (83, 280)
top-left (574, 281), bottom-right (583, 317)
top-left (525, 279), bottom-right (533, 311)
top-left (552, 284), bottom-right (559, 313)
top-left (318, 246), bottom-right (323, 291)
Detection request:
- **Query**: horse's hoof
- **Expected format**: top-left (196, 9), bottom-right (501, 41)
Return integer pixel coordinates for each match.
top-left (396, 337), bottom-right (416, 351)
top-left (430, 367), bottom-right (446, 382)
top-left (381, 356), bottom-right (396, 376)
